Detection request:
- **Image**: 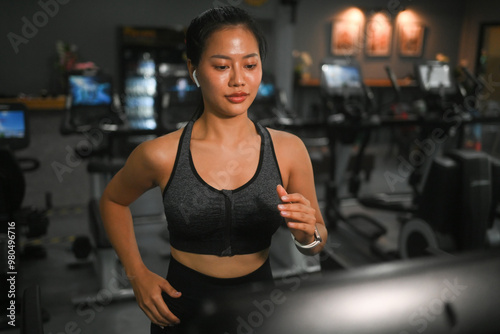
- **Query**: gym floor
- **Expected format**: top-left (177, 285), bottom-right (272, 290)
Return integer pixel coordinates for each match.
top-left (4, 110), bottom-right (500, 334)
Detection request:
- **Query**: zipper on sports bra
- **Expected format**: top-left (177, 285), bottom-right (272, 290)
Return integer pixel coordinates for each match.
top-left (221, 190), bottom-right (233, 256)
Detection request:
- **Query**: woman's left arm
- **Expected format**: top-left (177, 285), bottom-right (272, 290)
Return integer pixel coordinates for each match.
top-left (272, 130), bottom-right (328, 255)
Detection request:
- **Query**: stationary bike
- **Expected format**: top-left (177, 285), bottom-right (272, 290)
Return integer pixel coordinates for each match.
top-left (346, 61), bottom-right (500, 259)
top-left (318, 58), bottom-right (392, 261)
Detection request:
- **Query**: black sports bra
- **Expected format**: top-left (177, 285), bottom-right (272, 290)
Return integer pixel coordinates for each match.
top-left (162, 120), bottom-right (285, 257)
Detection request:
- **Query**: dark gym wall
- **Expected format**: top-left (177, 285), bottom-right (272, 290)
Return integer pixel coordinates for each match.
top-left (458, 0), bottom-right (500, 71)
top-left (0, 0), bottom-right (194, 95)
top-left (0, 0), bottom-right (498, 96)
top-left (0, 0), bottom-right (278, 96)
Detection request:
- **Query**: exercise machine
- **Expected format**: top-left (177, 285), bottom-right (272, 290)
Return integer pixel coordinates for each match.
top-left (332, 60), bottom-right (500, 260)
top-left (316, 57), bottom-right (391, 263)
top-left (395, 63), bottom-right (500, 257)
top-left (354, 62), bottom-right (462, 215)
top-left (0, 104), bottom-right (50, 243)
top-left (61, 68), bottom-right (169, 305)
top-left (0, 103), bottom-right (51, 329)
top-left (190, 248), bottom-right (500, 334)
top-left (61, 69), bottom-right (125, 134)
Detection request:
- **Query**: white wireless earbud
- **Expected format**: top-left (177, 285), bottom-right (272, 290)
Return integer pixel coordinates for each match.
top-left (193, 70), bottom-right (200, 88)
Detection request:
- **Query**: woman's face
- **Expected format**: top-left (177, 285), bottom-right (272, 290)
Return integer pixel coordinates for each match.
top-left (193, 25), bottom-right (262, 118)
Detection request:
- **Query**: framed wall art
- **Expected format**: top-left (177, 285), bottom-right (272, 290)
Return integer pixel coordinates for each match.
top-left (365, 15), bottom-right (393, 57)
top-left (398, 22), bottom-right (425, 57)
top-left (331, 20), bottom-right (361, 56)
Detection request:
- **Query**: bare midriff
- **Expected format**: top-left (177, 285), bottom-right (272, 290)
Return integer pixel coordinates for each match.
top-left (170, 247), bottom-right (270, 278)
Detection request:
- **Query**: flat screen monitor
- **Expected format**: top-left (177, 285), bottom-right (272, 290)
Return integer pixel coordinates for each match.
top-left (255, 81), bottom-right (276, 101)
top-left (416, 61), bottom-right (455, 95)
top-left (0, 103), bottom-right (29, 150)
top-left (67, 73), bottom-right (116, 129)
top-left (68, 74), bottom-right (113, 107)
top-left (320, 61), bottom-right (364, 96)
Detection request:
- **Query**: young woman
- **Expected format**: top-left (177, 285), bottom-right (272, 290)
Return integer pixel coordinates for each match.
top-left (99, 6), bottom-right (327, 333)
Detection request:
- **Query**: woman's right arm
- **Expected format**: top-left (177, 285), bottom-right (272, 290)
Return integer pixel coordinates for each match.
top-left (99, 139), bottom-right (181, 327)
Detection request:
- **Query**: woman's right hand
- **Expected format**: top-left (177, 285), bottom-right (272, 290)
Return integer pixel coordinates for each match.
top-left (129, 267), bottom-right (181, 327)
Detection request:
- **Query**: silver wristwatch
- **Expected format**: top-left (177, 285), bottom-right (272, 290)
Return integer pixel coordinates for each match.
top-left (292, 226), bottom-right (322, 249)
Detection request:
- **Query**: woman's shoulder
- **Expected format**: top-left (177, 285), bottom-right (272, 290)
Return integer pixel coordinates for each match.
top-left (127, 127), bottom-right (185, 170)
top-left (266, 127), bottom-right (307, 151)
top-left (266, 126), bottom-right (310, 166)
top-left (116, 126), bottom-right (186, 190)
top-left (265, 126), bottom-right (312, 187)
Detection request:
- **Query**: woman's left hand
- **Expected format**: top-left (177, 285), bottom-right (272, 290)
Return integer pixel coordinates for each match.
top-left (276, 184), bottom-right (317, 245)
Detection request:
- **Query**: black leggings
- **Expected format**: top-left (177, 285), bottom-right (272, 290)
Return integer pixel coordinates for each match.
top-left (151, 256), bottom-right (274, 333)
